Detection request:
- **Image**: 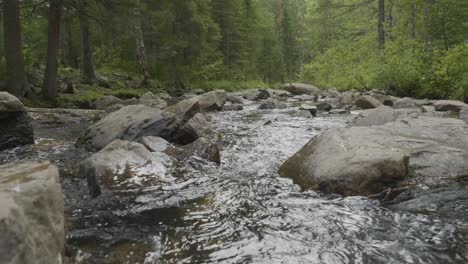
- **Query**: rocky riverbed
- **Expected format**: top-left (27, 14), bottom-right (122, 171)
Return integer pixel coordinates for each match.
top-left (1, 85), bottom-right (468, 264)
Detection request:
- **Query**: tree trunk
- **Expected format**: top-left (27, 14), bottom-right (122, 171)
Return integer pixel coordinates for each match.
top-left (134, 5), bottom-right (150, 86)
top-left (423, 0), bottom-right (435, 45)
top-left (277, 0), bottom-right (283, 24)
top-left (65, 18), bottom-right (79, 68)
top-left (410, 2), bottom-right (416, 39)
top-left (2, 0), bottom-right (29, 97)
top-left (378, 0), bottom-right (385, 49)
top-left (79, 2), bottom-right (95, 83)
top-left (43, 0), bottom-right (63, 100)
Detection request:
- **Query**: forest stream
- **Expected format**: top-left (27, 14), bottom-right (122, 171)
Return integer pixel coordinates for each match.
top-left (1, 100), bottom-right (467, 264)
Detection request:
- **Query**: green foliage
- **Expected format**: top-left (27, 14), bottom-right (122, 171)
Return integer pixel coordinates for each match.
top-left (301, 0), bottom-right (468, 101)
top-left (423, 44), bottom-right (468, 101)
top-left (4, 0), bottom-right (466, 101)
top-left (372, 39), bottom-right (427, 96)
top-left (301, 36), bottom-right (380, 90)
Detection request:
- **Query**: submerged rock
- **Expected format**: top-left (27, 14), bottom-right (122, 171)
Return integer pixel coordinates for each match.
top-left (222, 103), bottom-right (244, 111)
top-left (80, 140), bottom-right (169, 197)
top-left (258, 98), bottom-right (287, 110)
top-left (329, 109), bottom-right (349, 115)
top-left (0, 161), bottom-right (64, 264)
top-left (460, 107), bottom-right (468, 123)
top-left (289, 110), bottom-right (313, 118)
top-left (280, 116), bottom-right (468, 196)
top-left (0, 92), bottom-right (34, 151)
top-left (76, 105), bottom-right (178, 151)
top-left (167, 137), bottom-right (221, 164)
top-left (315, 101), bottom-right (333, 111)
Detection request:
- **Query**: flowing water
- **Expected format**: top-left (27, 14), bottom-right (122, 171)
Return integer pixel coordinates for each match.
top-left (1, 102), bottom-right (467, 264)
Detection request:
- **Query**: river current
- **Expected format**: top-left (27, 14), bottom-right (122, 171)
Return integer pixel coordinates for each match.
top-left (1, 102), bottom-right (467, 264)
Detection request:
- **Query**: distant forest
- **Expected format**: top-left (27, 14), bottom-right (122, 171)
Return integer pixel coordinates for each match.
top-left (1, 0), bottom-right (467, 101)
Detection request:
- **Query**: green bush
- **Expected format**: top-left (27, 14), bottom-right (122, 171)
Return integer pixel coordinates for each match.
top-left (430, 44), bottom-right (468, 101)
top-left (301, 37), bottom-right (467, 102)
top-left (372, 39), bottom-right (427, 97)
top-left (301, 36), bottom-right (379, 90)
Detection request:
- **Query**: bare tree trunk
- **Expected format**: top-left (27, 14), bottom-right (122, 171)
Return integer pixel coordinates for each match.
top-left (378, 0), bottom-right (385, 49)
top-left (79, 2), bottom-right (95, 83)
top-left (2, 0), bottom-right (29, 97)
top-left (134, 4), bottom-right (150, 86)
top-left (277, 0), bottom-right (283, 24)
top-left (410, 2), bottom-right (416, 39)
top-left (424, 0), bottom-right (435, 45)
top-left (43, 0), bottom-right (63, 100)
top-left (65, 18), bottom-right (79, 68)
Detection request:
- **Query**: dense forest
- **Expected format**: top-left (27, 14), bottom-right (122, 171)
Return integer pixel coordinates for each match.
top-left (1, 0), bottom-right (467, 102)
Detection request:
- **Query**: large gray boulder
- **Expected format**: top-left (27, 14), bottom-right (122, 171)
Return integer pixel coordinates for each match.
top-left (165, 97), bottom-right (200, 123)
top-left (197, 90), bottom-right (228, 111)
top-left (337, 91), bottom-right (358, 106)
top-left (434, 100), bottom-right (468, 112)
top-left (226, 94), bottom-right (246, 104)
top-left (79, 140), bottom-right (169, 197)
top-left (284, 83), bottom-right (320, 95)
top-left (0, 161), bottom-right (64, 264)
top-left (285, 83), bottom-right (320, 95)
top-left (299, 105), bottom-right (317, 117)
top-left (292, 94), bottom-right (317, 102)
top-left (76, 105), bottom-right (178, 151)
top-left (280, 116), bottom-right (468, 196)
top-left (370, 93), bottom-right (399, 106)
top-left (267, 89), bottom-right (291, 99)
top-left (393, 97), bottom-right (420, 109)
top-left (139, 91), bottom-right (168, 109)
top-left (0, 92), bottom-right (34, 151)
top-left (231, 89), bottom-right (261, 101)
top-left (165, 90), bottom-right (227, 120)
top-left (351, 107), bottom-right (422, 126)
top-left (355, 95), bottom-right (383, 109)
top-left (174, 113), bottom-right (217, 145)
top-left (279, 128), bottom-right (409, 196)
top-left (93, 95), bottom-right (138, 112)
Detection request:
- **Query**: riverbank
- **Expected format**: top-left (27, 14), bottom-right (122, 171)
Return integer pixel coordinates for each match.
top-left (1, 86), bottom-right (467, 263)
